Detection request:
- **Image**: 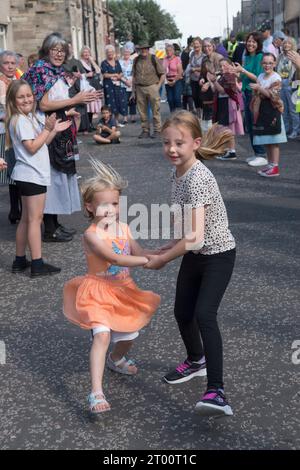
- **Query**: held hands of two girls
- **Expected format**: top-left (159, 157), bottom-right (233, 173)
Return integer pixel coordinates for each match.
top-left (249, 83), bottom-right (261, 92)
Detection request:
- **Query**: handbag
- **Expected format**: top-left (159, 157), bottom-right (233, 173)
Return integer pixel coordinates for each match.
top-left (253, 98), bottom-right (282, 135)
top-left (5, 147), bottom-right (16, 178)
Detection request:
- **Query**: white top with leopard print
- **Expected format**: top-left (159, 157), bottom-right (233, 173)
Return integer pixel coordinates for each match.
top-left (171, 160), bottom-right (235, 255)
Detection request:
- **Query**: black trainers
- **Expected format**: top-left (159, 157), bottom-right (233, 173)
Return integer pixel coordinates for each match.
top-left (195, 388), bottom-right (233, 417)
top-left (151, 131), bottom-right (160, 139)
top-left (163, 359), bottom-right (207, 384)
top-left (12, 259), bottom-right (31, 273)
top-left (43, 227), bottom-right (73, 242)
top-left (217, 151), bottom-right (237, 161)
top-left (31, 262), bottom-right (61, 277)
top-left (58, 225), bottom-right (77, 236)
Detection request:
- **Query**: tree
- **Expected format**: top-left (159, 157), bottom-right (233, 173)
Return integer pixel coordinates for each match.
top-left (109, 0), bottom-right (181, 45)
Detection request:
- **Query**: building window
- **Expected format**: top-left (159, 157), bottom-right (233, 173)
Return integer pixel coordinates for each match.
top-left (0, 25), bottom-right (7, 51)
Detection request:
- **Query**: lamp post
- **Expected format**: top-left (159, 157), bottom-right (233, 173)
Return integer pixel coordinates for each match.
top-left (226, 0), bottom-right (230, 38)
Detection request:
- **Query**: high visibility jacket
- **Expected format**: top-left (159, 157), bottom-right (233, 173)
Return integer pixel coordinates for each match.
top-left (227, 41), bottom-right (238, 58)
top-left (296, 86), bottom-right (300, 113)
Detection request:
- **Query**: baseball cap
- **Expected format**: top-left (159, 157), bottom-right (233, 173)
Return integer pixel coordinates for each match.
top-left (259, 21), bottom-right (272, 32)
top-left (273, 31), bottom-right (286, 41)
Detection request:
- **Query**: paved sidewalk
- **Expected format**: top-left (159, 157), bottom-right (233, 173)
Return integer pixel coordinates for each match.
top-left (0, 110), bottom-right (299, 449)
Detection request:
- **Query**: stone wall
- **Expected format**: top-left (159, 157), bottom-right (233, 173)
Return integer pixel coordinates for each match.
top-left (5, 0), bottom-right (112, 66)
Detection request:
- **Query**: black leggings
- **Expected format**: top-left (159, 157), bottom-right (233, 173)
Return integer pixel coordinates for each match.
top-left (174, 249), bottom-right (236, 389)
top-left (191, 80), bottom-right (202, 109)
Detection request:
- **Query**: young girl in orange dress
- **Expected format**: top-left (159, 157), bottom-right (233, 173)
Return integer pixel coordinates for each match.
top-left (63, 159), bottom-right (160, 414)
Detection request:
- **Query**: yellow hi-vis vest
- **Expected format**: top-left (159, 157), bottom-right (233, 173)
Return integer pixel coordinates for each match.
top-left (227, 41), bottom-right (238, 58)
top-left (296, 86), bottom-right (300, 113)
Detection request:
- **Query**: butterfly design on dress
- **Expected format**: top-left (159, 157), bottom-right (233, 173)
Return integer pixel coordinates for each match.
top-left (107, 240), bottom-right (130, 276)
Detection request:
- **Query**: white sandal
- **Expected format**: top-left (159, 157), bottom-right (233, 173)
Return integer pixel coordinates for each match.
top-left (88, 391), bottom-right (111, 414)
top-left (107, 353), bottom-right (137, 375)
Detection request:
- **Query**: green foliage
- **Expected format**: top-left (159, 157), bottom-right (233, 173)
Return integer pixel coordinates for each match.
top-left (109, 0), bottom-right (181, 45)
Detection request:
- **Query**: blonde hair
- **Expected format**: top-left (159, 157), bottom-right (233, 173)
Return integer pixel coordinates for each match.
top-left (5, 79), bottom-right (37, 148)
top-left (80, 45), bottom-right (91, 57)
top-left (161, 110), bottom-right (233, 160)
top-left (283, 37), bottom-right (297, 51)
top-left (81, 158), bottom-right (128, 219)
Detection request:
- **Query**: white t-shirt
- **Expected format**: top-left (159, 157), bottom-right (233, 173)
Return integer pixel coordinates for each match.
top-left (257, 71), bottom-right (281, 89)
top-left (171, 161), bottom-right (235, 255)
top-left (10, 113), bottom-right (50, 186)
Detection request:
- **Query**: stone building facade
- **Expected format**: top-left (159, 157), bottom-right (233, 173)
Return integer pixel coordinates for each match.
top-left (0, 0), bottom-right (114, 65)
top-left (284, 0), bottom-right (300, 38)
top-left (233, 0), bottom-right (300, 39)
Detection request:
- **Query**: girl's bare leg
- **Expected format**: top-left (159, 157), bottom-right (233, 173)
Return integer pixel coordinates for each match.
top-left (110, 340), bottom-right (137, 374)
top-left (26, 193), bottom-right (46, 260)
top-left (90, 331), bottom-right (111, 412)
top-left (16, 196), bottom-right (28, 256)
top-left (268, 144), bottom-right (280, 165)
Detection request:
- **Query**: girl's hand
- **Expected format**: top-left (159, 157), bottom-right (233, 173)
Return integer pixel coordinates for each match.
top-left (144, 254), bottom-right (167, 270)
top-left (250, 83), bottom-right (260, 91)
top-left (45, 113), bottom-right (57, 131)
top-left (202, 82), bottom-right (210, 92)
top-left (199, 78), bottom-right (205, 85)
top-left (65, 107), bottom-right (81, 118)
top-left (0, 158), bottom-right (7, 171)
top-left (207, 71), bottom-right (216, 82)
top-left (54, 119), bottom-right (72, 133)
top-left (233, 63), bottom-right (244, 74)
top-left (86, 71), bottom-right (94, 78)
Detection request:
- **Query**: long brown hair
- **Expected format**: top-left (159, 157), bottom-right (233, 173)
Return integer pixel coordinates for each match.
top-left (5, 79), bottom-right (37, 148)
top-left (161, 111), bottom-right (233, 160)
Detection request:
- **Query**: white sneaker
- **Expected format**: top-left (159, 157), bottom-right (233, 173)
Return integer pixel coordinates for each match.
top-left (248, 156), bottom-right (268, 167)
top-left (246, 155), bottom-right (257, 163)
top-left (288, 132), bottom-right (298, 139)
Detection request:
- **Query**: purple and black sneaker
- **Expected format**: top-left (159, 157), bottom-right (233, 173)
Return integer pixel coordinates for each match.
top-left (163, 358), bottom-right (207, 384)
top-left (195, 388), bottom-right (233, 417)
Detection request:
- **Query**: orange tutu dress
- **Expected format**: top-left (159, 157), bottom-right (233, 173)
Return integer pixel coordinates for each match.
top-left (63, 222), bottom-right (160, 332)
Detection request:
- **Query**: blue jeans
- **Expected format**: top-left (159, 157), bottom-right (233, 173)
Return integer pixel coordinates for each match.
top-left (281, 83), bottom-right (300, 135)
top-left (243, 89), bottom-right (266, 156)
top-left (165, 80), bottom-right (183, 112)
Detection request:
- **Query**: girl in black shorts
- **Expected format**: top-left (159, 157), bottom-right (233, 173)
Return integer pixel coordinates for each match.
top-left (6, 80), bottom-right (71, 277)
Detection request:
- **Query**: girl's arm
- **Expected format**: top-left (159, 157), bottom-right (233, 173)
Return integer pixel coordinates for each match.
top-left (129, 237), bottom-right (165, 256)
top-left (234, 63), bottom-right (258, 83)
top-left (84, 232), bottom-right (148, 267)
top-left (21, 113), bottom-right (57, 155)
top-left (213, 79), bottom-right (225, 94)
top-left (145, 206), bottom-right (205, 269)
